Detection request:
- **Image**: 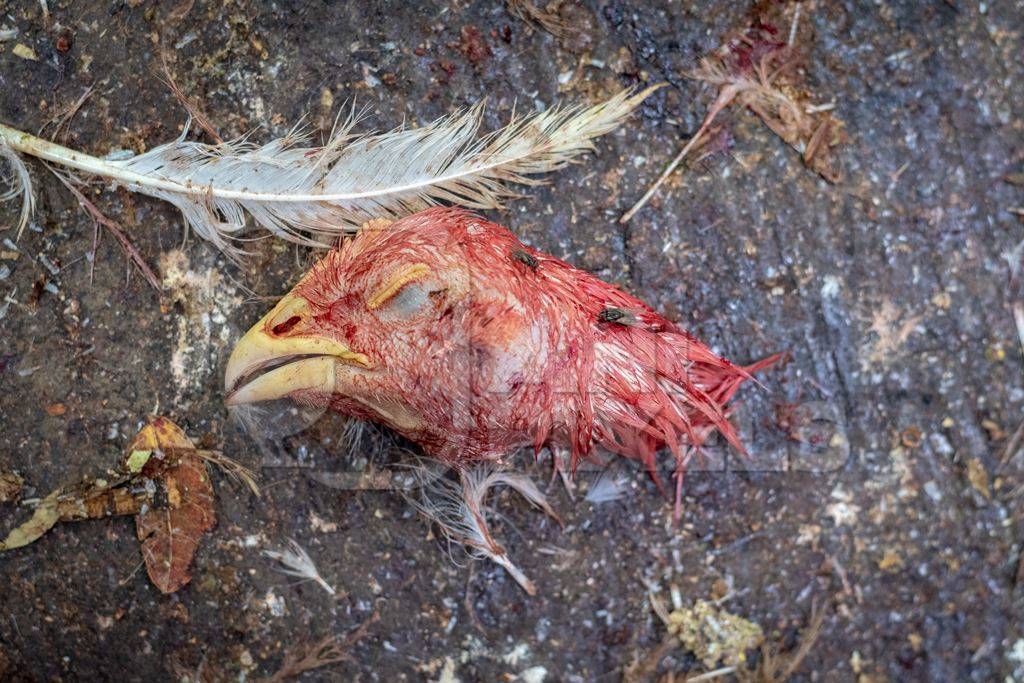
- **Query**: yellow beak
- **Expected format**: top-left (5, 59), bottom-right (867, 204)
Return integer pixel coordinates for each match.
top-left (224, 294), bottom-right (372, 406)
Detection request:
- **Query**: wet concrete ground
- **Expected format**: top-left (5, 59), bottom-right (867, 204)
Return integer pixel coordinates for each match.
top-left (1, 0), bottom-right (1023, 680)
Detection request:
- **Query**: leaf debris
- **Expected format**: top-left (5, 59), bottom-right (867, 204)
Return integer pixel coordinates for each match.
top-left (258, 612), bottom-right (379, 682)
top-left (0, 418), bottom-right (253, 594)
top-left (132, 418), bottom-right (217, 594)
top-left (621, 1), bottom-right (845, 223)
top-left (506, 0), bottom-right (574, 38)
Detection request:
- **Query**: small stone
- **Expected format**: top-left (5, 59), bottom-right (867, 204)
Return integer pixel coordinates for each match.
top-left (966, 458), bottom-right (991, 499)
top-left (45, 403), bottom-right (67, 416)
top-left (12, 43), bottom-right (37, 60)
top-left (878, 550), bottom-right (903, 571)
top-left (320, 87), bottom-right (334, 111)
top-left (0, 472), bottom-right (23, 503)
top-left (850, 651), bottom-right (863, 674)
top-left (931, 291), bottom-right (951, 309)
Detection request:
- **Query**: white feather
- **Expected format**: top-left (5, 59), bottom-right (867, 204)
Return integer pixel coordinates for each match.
top-left (0, 134), bottom-right (33, 237)
top-left (0, 86), bottom-right (658, 252)
top-left (263, 538), bottom-right (336, 596)
top-left (404, 461), bottom-right (560, 595)
top-left (585, 468), bottom-right (631, 504)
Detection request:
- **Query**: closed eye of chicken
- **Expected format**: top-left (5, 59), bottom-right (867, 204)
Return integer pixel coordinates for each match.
top-left (225, 207), bottom-right (776, 590)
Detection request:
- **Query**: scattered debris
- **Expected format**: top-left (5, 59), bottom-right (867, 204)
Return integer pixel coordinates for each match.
top-left (39, 85), bottom-right (94, 146)
top-left (965, 457), bottom-right (991, 500)
top-left (44, 402), bottom-right (66, 416)
top-left (263, 538), bottom-right (338, 596)
top-left (0, 418), bottom-right (250, 594)
top-left (651, 593), bottom-right (764, 670)
top-left (998, 421), bottom-right (1023, 471)
top-left (54, 29), bottom-right (72, 54)
top-left (864, 300), bottom-right (921, 367)
top-left (12, 43), bottom-right (37, 61)
top-left (506, 0), bottom-right (573, 39)
top-left (309, 511), bottom-right (338, 533)
top-left (825, 486), bottom-right (861, 526)
top-left (198, 448), bottom-right (260, 497)
top-left (518, 666), bottom-right (548, 683)
top-left (0, 472), bottom-right (23, 503)
top-left (584, 468), bottom-right (630, 504)
top-left (258, 612), bottom-right (379, 682)
top-left (160, 52), bottom-right (223, 144)
top-left (621, 1), bottom-right (845, 222)
top-left (736, 601), bottom-right (828, 683)
top-left (52, 172), bottom-right (161, 291)
top-left (1003, 239), bottom-right (1024, 360)
top-left (455, 25), bottom-right (492, 65)
top-left (633, 589), bottom-right (829, 681)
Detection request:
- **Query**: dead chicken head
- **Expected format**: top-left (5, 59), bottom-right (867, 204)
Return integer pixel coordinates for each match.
top-left (225, 207), bottom-right (774, 471)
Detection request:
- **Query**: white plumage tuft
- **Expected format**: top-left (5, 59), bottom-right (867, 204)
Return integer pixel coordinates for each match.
top-left (584, 468), bottom-right (631, 504)
top-left (263, 538), bottom-right (336, 596)
top-left (0, 134), bottom-right (33, 237)
top-left (405, 462), bottom-right (561, 595)
top-left (0, 86), bottom-right (658, 252)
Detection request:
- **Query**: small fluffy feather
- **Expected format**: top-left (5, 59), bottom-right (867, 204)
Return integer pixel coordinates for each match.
top-left (0, 87), bottom-right (657, 252)
top-left (585, 468), bottom-right (631, 504)
top-left (406, 462), bottom-right (560, 595)
top-left (263, 538), bottom-right (336, 596)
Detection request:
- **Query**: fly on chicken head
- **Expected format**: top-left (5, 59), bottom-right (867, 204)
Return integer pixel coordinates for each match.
top-left (226, 207), bottom-right (776, 477)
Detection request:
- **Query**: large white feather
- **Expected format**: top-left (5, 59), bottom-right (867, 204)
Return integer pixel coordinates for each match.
top-left (0, 87), bottom-right (657, 251)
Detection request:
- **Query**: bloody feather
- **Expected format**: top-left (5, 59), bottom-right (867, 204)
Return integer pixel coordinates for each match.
top-left (226, 207), bottom-right (774, 486)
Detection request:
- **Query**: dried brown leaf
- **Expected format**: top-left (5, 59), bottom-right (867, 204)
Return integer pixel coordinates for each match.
top-left (132, 418), bottom-right (217, 593)
top-left (0, 418), bottom-right (218, 588)
top-left (58, 482), bottom-right (147, 519)
top-left (0, 490), bottom-right (60, 550)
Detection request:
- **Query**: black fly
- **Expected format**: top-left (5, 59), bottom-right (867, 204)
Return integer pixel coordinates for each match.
top-left (511, 249), bottom-right (539, 270)
top-left (598, 307), bottom-right (635, 325)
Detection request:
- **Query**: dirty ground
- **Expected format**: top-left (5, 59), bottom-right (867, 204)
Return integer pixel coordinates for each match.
top-left (1, 0), bottom-right (1023, 680)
